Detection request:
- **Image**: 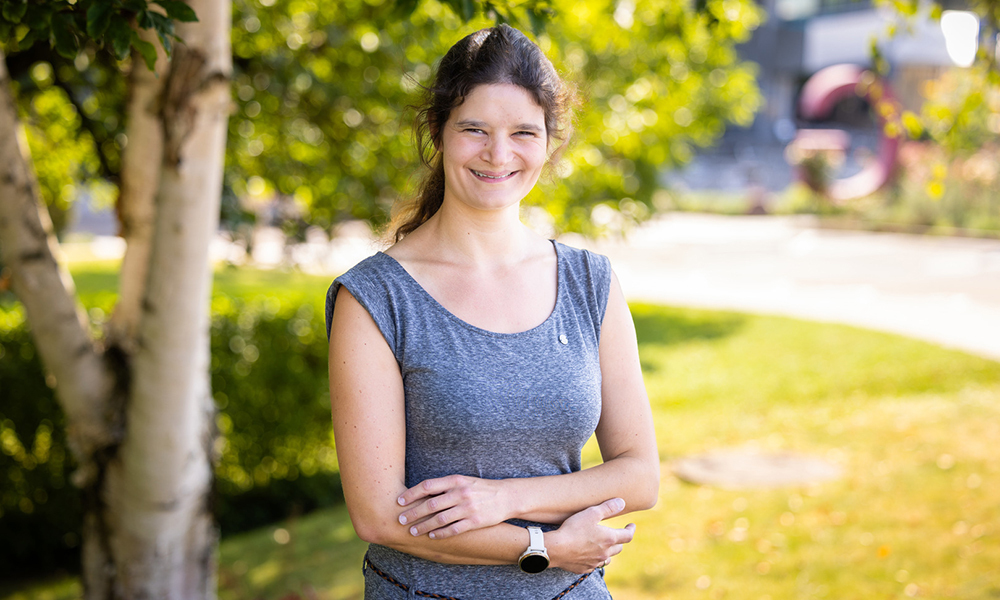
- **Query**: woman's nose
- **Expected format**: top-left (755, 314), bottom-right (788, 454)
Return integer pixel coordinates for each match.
top-left (482, 135), bottom-right (513, 165)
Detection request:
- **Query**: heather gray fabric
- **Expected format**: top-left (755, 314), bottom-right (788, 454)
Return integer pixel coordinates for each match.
top-left (326, 241), bottom-right (614, 600)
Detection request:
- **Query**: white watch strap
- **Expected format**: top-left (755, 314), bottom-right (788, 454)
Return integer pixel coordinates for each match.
top-left (526, 526), bottom-right (545, 552)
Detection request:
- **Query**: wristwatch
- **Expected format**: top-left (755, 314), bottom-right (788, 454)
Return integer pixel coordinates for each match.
top-left (518, 526), bottom-right (550, 573)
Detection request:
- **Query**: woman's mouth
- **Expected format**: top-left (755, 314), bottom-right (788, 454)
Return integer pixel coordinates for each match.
top-left (471, 169), bottom-right (516, 181)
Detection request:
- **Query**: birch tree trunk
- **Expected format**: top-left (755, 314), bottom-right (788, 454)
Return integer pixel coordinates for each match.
top-left (0, 52), bottom-right (119, 495)
top-left (91, 0), bottom-right (232, 596)
top-left (2, 1), bottom-right (231, 596)
top-left (107, 26), bottom-right (170, 351)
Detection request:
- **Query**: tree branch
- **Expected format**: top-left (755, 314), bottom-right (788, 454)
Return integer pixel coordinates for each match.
top-left (105, 26), bottom-right (168, 351)
top-left (0, 49), bottom-right (117, 475)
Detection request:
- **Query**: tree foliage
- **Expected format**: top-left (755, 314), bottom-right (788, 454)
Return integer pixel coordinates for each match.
top-left (0, 0), bottom-right (197, 68)
top-left (227, 0), bottom-right (763, 234)
top-left (874, 0), bottom-right (1000, 153)
top-left (5, 0), bottom-right (764, 237)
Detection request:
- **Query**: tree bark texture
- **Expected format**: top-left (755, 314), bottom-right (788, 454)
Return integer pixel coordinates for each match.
top-left (107, 26), bottom-right (169, 351)
top-left (3, 1), bottom-right (231, 595)
top-left (91, 1), bottom-right (233, 597)
top-left (0, 51), bottom-right (118, 481)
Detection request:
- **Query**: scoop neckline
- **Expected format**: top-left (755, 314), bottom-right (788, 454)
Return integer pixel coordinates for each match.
top-left (376, 240), bottom-right (562, 338)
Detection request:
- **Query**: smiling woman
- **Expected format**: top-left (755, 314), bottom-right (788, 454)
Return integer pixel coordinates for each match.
top-left (325, 24), bottom-right (659, 600)
top-left (441, 84), bottom-right (548, 215)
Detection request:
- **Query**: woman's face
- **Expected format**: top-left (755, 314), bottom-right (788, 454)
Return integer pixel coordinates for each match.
top-left (439, 83), bottom-right (548, 215)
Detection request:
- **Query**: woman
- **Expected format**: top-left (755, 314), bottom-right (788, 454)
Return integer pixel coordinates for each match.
top-left (326, 24), bottom-right (659, 599)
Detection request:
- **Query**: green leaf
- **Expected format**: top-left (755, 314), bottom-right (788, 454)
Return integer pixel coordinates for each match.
top-left (21, 2), bottom-right (51, 30)
top-left (154, 0), bottom-right (198, 22)
top-left (442, 0), bottom-right (477, 21)
top-left (390, 0), bottom-right (420, 19)
top-left (527, 6), bottom-right (550, 35)
top-left (461, 0), bottom-right (476, 21)
top-left (145, 11), bottom-right (173, 55)
top-left (131, 30), bottom-right (158, 70)
top-left (137, 8), bottom-right (154, 29)
top-left (107, 15), bottom-right (132, 60)
top-left (87, 2), bottom-right (114, 38)
top-left (51, 12), bottom-right (79, 59)
top-left (2, 0), bottom-right (27, 23)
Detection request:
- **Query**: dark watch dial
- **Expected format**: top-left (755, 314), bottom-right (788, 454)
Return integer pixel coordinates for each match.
top-left (519, 553), bottom-right (549, 574)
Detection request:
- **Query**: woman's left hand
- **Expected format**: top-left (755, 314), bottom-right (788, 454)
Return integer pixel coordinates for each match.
top-left (396, 475), bottom-right (512, 539)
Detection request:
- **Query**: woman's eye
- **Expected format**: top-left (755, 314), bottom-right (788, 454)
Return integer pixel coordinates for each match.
top-left (464, 128), bottom-right (485, 134)
top-left (515, 131), bottom-right (538, 137)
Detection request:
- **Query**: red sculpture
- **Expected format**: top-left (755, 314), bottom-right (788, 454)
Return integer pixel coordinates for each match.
top-left (790, 64), bottom-right (901, 202)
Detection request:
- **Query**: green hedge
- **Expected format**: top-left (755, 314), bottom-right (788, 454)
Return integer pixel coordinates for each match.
top-left (0, 293), bottom-right (339, 578)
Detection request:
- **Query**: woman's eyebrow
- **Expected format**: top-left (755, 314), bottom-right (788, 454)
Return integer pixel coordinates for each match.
top-left (454, 119), bottom-right (488, 128)
top-left (514, 123), bottom-right (544, 132)
top-left (453, 119), bottom-right (544, 132)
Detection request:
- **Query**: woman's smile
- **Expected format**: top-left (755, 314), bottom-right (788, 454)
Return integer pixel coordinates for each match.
top-left (439, 83), bottom-right (548, 213)
top-left (470, 169), bottom-right (517, 181)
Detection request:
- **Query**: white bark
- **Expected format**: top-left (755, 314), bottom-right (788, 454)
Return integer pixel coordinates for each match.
top-left (0, 50), bottom-right (117, 475)
top-left (97, 0), bottom-right (232, 597)
top-left (107, 26), bottom-right (169, 351)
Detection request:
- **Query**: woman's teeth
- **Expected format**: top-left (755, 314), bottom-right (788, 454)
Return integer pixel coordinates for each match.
top-left (472, 170), bottom-right (513, 179)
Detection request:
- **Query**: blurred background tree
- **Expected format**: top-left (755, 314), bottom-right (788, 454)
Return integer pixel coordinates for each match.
top-left (5, 0), bottom-right (765, 239)
top-left (226, 0), bottom-right (764, 235)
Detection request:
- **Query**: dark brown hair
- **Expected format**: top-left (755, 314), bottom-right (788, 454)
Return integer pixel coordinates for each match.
top-left (390, 24), bottom-right (575, 241)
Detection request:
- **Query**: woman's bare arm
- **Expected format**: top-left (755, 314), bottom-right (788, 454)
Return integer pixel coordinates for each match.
top-left (328, 285), bottom-right (634, 571)
top-left (396, 271), bottom-right (660, 538)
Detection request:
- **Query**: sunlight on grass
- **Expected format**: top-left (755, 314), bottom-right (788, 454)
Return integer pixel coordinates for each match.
top-left (217, 505), bottom-right (368, 600)
top-left (67, 262), bottom-right (335, 310)
top-left (217, 305), bottom-right (1000, 600)
top-left (5, 294), bottom-right (998, 599)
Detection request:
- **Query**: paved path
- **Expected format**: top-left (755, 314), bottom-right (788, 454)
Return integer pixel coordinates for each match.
top-left (264, 213), bottom-right (1000, 362)
top-left (566, 214), bottom-right (1000, 361)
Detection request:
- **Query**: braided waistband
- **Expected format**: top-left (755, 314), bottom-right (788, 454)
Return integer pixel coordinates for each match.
top-left (363, 552), bottom-right (593, 600)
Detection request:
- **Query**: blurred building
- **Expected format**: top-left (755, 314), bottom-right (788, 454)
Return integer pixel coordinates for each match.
top-left (667, 0), bottom-right (981, 194)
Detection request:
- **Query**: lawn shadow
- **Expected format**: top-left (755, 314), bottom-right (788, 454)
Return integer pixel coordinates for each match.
top-left (629, 303), bottom-right (746, 348)
top-left (218, 503), bottom-right (368, 600)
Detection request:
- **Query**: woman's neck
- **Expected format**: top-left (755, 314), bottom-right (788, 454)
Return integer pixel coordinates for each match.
top-left (416, 201), bottom-right (544, 268)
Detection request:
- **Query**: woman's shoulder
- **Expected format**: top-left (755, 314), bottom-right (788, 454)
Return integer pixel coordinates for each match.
top-left (336, 251), bottom-right (395, 283)
top-left (552, 240), bottom-right (614, 328)
top-left (325, 252), bottom-right (402, 340)
top-left (553, 240), bottom-right (612, 279)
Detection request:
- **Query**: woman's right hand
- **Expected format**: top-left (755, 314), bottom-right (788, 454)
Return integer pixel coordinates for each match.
top-left (544, 498), bottom-right (636, 574)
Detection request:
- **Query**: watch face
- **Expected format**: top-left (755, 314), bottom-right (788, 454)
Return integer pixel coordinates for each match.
top-left (519, 553), bottom-right (549, 574)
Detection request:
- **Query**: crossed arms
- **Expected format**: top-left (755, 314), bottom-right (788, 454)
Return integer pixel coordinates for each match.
top-left (327, 272), bottom-right (659, 573)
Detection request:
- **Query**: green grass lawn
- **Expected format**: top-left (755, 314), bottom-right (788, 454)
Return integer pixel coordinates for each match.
top-left (68, 259), bottom-right (334, 310)
top-left (4, 266), bottom-right (999, 599)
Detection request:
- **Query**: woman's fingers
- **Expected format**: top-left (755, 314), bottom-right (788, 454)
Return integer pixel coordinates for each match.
top-left (397, 475), bottom-right (461, 507)
top-left (396, 475), bottom-right (509, 537)
top-left (616, 522), bottom-right (636, 544)
top-left (547, 501), bottom-right (636, 574)
top-left (404, 504), bottom-right (480, 538)
top-left (589, 497), bottom-right (626, 521)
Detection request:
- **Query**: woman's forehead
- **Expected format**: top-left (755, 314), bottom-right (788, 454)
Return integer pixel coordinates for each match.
top-left (449, 84), bottom-right (545, 126)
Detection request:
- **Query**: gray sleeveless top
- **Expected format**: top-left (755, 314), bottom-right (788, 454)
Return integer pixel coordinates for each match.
top-left (325, 241), bottom-right (613, 600)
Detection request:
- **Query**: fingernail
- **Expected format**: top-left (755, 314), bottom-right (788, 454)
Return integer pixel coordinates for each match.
top-left (429, 532), bottom-right (436, 539)
top-left (613, 498), bottom-right (625, 511)
top-left (399, 515), bottom-right (407, 525)
top-left (397, 497), bottom-right (406, 506)
top-left (409, 526), bottom-right (418, 536)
